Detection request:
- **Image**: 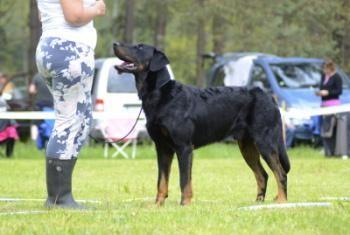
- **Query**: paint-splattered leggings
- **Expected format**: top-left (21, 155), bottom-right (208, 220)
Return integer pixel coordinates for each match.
top-left (36, 37), bottom-right (94, 159)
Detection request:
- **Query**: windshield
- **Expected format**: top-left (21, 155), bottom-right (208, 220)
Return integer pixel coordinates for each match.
top-left (271, 63), bottom-right (350, 89)
top-left (107, 67), bottom-right (137, 93)
top-left (271, 63), bottom-right (322, 88)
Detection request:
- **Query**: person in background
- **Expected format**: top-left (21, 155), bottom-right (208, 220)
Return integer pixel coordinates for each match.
top-left (0, 73), bottom-right (19, 157)
top-left (29, 74), bottom-right (54, 150)
top-left (0, 73), bottom-right (14, 96)
top-left (315, 59), bottom-right (342, 157)
top-left (35, 0), bottom-right (106, 209)
top-left (29, 74), bottom-right (53, 110)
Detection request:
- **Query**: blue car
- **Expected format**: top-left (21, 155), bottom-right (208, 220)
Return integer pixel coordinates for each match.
top-left (206, 53), bottom-right (350, 144)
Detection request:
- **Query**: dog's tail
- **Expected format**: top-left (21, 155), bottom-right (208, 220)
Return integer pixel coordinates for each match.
top-left (278, 138), bottom-right (290, 173)
top-left (258, 88), bottom-right (290, 173)
top-left (249, 87), bottom-right (290, 173)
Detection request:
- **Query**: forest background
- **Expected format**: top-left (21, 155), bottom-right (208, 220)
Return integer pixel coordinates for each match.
top-left (1, 0), bottom-right (350, 86)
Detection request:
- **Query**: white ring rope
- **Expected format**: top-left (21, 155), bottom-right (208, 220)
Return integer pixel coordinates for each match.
top-left (0, 103), bottom-right (349, 121)
top-left (0, 111), bottom-right (145, 120)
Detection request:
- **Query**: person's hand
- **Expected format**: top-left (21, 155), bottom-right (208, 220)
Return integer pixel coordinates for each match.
top-left (316, 89), bottom-right (329, 96)
top-left (95, 0), bottom-right (106, 16)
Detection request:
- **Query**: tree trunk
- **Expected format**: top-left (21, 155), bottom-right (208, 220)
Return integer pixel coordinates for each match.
top-left (124, 0), bottom-right (135, 44)
top-left (154, 1), bottom-right (167, 51)
top-left (28, 0), bottom-right (41, 83)
top-left (212, 14), bottom-right (225, 55)
top-left (195, 0), bottom-right (206, 87)
top-left (341, 1), bottom-right (350, 72)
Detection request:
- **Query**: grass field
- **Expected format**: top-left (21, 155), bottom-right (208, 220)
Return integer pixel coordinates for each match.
top-left (0, 142), bottom-right (349, 235)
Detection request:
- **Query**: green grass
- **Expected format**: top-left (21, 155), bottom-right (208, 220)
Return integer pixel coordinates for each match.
top-left (0, 142), bottom-right (349, 235)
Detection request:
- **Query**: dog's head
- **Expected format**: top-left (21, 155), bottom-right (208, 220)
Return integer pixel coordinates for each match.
top-left (113, 42), bottom-right (169, 74)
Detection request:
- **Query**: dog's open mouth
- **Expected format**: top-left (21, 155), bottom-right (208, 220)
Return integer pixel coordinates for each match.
top-left (115, 60), bottom-right (138, 72)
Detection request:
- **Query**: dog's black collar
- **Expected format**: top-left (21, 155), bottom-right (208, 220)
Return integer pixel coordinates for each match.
top-left (149, 66), bottom-right (172, 89)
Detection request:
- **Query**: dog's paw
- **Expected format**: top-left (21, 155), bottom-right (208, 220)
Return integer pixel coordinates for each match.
top-left (273, 195), bottom-right (287, 203)
top-left (255, 195), bottom-right (265, 202)
top-left (155, 198), bottom-right (166, 206)
top-left (180, 198), bottom-right (192, 206)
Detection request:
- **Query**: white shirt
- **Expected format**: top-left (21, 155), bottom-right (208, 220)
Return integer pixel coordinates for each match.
top-left (37, 0), bottom-right (97, 49)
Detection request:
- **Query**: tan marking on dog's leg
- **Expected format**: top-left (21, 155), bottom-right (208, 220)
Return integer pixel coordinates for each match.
top-left (181, 182), bottom-right (193, 206)
top-left (264, 152), bottom-right (287, 203)
top-left (177, 146), bottom-right (193, 206)
top-left (238, 139), bottom-right (268, 202)
top-left (156, 173), bottom-right (169, 206)
top-left (155, 146), bottom-right (174, 206)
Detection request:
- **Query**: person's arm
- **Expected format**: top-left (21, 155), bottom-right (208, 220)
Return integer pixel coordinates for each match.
top-left (28, 84), bottom-right (37, 95)
top-left (315, 74), bottom-right (325, 96)
top-left (327, 74), bottom-right (343, 96)
top-left (60, 0), bottom-right (106, 26)
top-left (317, 74), bottom-right (343, 97)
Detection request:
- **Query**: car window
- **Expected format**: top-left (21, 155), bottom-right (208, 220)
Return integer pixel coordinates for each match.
top-left (271, 63), bottom-right (321, 88)
top-left (107, 67), bottom-right (137, 93)
top-left (250, 65), bottom-right (271, 90)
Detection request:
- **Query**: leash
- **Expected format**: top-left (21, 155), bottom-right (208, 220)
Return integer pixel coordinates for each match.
top-left (89, 107), bottom-right (144, 144)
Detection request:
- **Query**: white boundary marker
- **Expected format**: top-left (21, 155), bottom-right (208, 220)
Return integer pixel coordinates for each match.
top-left (194, 199), bottom-right (224, 203)
top-left (238, 202), bottom-right (332, 211)
top-left (320, 197), bottom-right (350, 201)
top-left (121, 197), bottom-right (154, 202)
top-left (0, 197), bottom-right (101, 204)
top-left (0, 210), bottom-right (47, 216)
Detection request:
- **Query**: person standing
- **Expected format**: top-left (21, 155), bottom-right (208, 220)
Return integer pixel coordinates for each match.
top-left (315, 59), bottom-right (343, 157)
top-left (35, 0), bottom-right (106, 209)
top-left (29, 74), bottom-right (54, 110)
top-left (29, 74), bottom-right (54, 150)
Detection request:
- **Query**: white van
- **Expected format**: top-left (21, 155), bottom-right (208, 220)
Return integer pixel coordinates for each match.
top-left (90, 57), bottom-right (174, 141)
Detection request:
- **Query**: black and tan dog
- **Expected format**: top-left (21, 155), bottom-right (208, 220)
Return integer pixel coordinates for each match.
top-left (113, 42), bottom-right (290, 206)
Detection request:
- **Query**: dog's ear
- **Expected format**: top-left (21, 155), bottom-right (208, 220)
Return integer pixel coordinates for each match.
top-left (149, 49), bottom-right (169, 72)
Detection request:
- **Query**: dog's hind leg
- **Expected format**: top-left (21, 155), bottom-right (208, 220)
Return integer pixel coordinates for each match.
top-left (155, 143), bottom-right (175, 206)
top-left (176, 145), bottom-right (193, 206)
top-left (238, 138), bottom-right (268, 202)
top-left (261, 152), bottom-right (287, 203)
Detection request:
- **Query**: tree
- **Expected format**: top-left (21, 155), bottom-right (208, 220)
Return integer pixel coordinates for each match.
top-left (2, 0), bottom-right (350, 82)
top-left (212, 14), bottom-right (226, 55)
top-left (28, 0), bottom-right (41, 82)
top-left (124, 0), bottom-right (135, 43)
top-left (153, 0), bottom-right (167, 51)
top-left (195, 0), bottom-right (207, 87)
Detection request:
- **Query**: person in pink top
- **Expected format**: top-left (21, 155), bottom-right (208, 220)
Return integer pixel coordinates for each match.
top-left (316, 59), bottom-right (342, 156)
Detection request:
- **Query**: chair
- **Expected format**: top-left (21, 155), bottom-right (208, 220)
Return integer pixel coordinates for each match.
top-left (36, 107), bottom-right (54, 150)
top-left (99, 119), bottom-right (140, 159)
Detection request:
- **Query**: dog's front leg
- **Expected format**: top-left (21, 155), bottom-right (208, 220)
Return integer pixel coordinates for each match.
top-left (176, 145), bottom-right (193, 206)
top-left (155, 143), bottom-right (174, 206)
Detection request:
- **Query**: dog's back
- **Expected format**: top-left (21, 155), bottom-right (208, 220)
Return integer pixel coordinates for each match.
top-left (169, 84), bottom-right (253, 147)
